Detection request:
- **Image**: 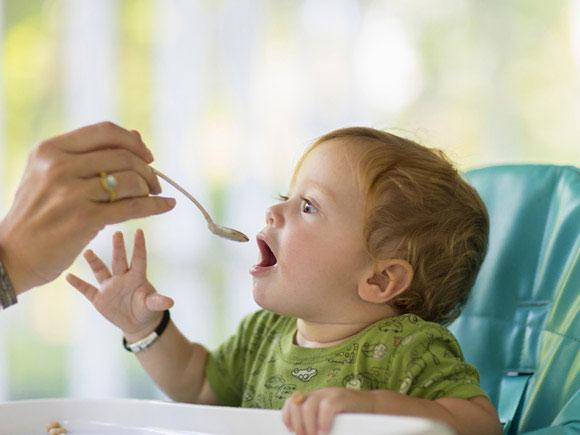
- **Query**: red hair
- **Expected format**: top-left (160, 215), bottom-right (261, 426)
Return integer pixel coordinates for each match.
top-left (292, 127), bottom-right (489, 325)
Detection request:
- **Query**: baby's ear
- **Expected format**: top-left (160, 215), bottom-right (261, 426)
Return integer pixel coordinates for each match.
top-left (357, 259), bottom-right (413, 304)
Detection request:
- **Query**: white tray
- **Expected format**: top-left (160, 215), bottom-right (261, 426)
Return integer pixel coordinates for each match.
top-left (0, 398), bottom-right (454, 435)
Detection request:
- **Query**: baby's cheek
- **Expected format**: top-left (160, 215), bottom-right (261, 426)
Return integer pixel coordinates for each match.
top-left (283, 228), bottom-right (360, 285)
top-left (294, 248), bottom-right (347, 292)
top-left (286, 239), bottom-right (327, 271)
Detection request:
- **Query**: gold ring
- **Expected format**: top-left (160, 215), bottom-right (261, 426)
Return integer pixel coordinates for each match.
top-left (100, 171), bottom-right (118, 202)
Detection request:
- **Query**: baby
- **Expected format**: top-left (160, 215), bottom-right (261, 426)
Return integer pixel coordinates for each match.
top-left (67, 127), bottom-right (502, 435)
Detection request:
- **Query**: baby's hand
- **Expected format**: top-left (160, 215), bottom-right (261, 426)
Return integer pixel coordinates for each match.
top-left (282, 387), bottom-right (374, 435)
top-left (66, 229), bottom-right (173, 337)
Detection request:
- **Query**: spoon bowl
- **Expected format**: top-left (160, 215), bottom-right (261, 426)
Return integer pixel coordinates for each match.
top-left (208, 222), bottom-right (250, 242)
top-left (152, 168), bottom-right (249, 243)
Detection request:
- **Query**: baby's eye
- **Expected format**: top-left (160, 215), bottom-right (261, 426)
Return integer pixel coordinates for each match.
top-left (276, 194), bottom-right (318, 214)
top-left (301, 198), bottom-right (318, 214)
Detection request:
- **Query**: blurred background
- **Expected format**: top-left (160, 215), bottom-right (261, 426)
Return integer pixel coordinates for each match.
top-left (0, 0), bottom-right (578, 401)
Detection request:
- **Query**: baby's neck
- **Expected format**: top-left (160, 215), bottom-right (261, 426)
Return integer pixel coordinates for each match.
top-left (294, 317), bottom-right (381, 348)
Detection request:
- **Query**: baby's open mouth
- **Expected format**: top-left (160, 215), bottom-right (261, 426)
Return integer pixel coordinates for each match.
top-left (257, 237), bottom-right (277, 267)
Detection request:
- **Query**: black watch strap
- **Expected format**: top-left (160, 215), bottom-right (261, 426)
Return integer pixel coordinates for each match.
top-left (123, 310), bottom-right (171, 353)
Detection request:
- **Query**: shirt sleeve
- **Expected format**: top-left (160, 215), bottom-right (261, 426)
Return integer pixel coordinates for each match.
top-left (389, 323), bottom-right (488, 401)
top-left (205, 310), bottom-right (276, 406)
top-left (205, 312), bottom-right (257, 407)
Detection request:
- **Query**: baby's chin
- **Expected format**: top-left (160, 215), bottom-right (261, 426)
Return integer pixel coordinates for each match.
top-left (251, 286), bottom-right (279, 313)
top-left (251, 286), bottom-right (299, 317)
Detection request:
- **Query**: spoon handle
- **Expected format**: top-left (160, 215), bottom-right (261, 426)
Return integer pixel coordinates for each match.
top-left (151, 168), bottom-right (213, 225)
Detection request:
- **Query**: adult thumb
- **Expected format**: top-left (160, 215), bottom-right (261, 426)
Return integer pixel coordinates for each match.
top-left (104, 196), bottom-right (177, 226)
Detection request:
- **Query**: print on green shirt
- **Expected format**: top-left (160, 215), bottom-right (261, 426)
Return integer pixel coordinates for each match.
top-left (205, 310), bottom-right (486, 409)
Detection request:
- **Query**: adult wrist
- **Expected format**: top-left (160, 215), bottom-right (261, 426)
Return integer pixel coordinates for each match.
top-left (0, 228), bottom-right (33, 296)
top-left (0, 258), bottom-right (17, 309)
top-left (0, 229), bottom-right (23, 306)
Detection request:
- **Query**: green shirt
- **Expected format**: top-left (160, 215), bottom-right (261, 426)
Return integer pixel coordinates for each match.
top-left (205, 310), bottom-right (486, 409)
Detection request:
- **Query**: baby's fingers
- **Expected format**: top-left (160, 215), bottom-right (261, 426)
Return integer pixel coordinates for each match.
top-left (282, 397), bottom-right (293, 431)
top-left (317, 399), bottom-right (340, 435)
top-left (112, 231), bottom-right (129, 275)
top-left (287, 393), bottom-right (307, 435)
top-left (301, 397), bottom-right (320, 435)
top-left (145, 293), bottom-right (174, 311)
top-left (66, 273), bottom-right (99, 302)
top-left (83, 249), bottom-right (112, 284)
top-left (130, 229), bottom-right (148, 275)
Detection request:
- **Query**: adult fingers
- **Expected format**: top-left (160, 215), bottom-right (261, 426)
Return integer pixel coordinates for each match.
top-left (112, 231), bottom-right (129, 275)
top-left (49, 121), bottom-right (154, 163)
top-left (83, 170), bottom-right (152, 203)
top-left (95, 196), bottom-right (176, 227)
top-left (71, 148), bottom-right (161, 194)
top-left (66, 273), bottom-right (99, 303)
top-left (83, 249), bottom-right (112, 284)
top-left (130, 229), bottom-right (147, 275)
top-left (130, 129), bottom-right (142, 141)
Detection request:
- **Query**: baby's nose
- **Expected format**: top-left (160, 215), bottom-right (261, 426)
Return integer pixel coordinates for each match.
top-left (265, 207), bottom-right (275, 225)
top-left (265, 204), bottom-right (282, 226)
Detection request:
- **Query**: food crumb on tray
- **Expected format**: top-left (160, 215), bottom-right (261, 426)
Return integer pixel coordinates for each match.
top-left (46, 421), bottom-right (67, 434)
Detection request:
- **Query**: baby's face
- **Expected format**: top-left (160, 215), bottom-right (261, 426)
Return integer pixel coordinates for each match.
top-left (251, 140), bottom-right (372, 322)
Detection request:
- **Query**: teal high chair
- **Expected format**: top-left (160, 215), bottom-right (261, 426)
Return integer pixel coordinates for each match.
top-left (449, 165), bottom-right (579, 434)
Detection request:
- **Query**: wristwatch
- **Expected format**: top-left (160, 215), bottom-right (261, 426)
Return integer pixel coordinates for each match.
top-left (0, 260), bottom-right (18, 309)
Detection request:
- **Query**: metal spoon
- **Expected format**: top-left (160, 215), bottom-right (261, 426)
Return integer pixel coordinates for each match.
top-left (152, 168), bottom-right (249, 243)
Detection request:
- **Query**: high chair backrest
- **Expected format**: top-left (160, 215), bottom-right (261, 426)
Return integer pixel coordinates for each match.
top-left (449, 164), bottom-right (579, 434)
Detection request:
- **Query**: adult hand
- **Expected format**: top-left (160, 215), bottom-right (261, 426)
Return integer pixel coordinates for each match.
top-left (0, 121), bottom-right (176, 294)
top-left (282, 388), bottom-right (375, 435)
